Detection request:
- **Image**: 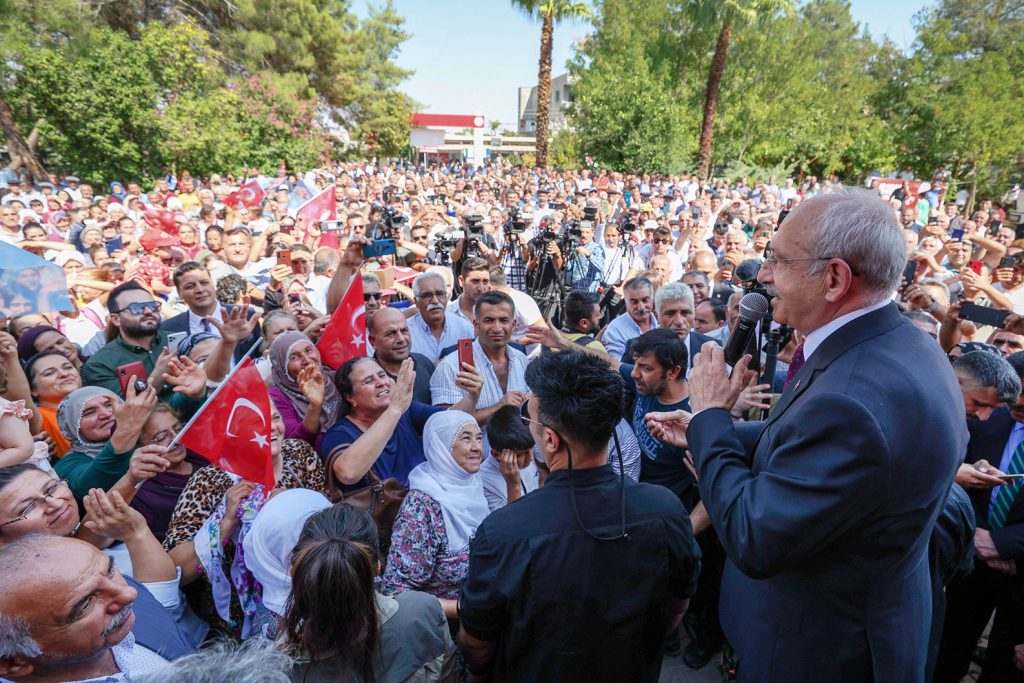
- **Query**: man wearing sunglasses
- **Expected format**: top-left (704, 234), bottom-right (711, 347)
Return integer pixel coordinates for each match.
top-left (82, 281), bottom-right (174, 398)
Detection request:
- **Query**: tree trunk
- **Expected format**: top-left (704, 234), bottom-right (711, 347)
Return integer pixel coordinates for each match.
top-left (695, 21), bottom-right (732, 182)
top-left (535, 13), bottom-right (554, 168)
top-left (0, 95), bottom-right (47, 182)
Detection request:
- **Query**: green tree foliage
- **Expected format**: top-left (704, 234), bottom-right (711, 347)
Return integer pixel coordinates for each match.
top-left (0, 0), bottom-right (411, 180)
top-left (884, 0), bottom-right (1024, 197)
top-left (569, 0), bottom-right (695, 173)
top-left (571, 0), bottom-right (1018, 185)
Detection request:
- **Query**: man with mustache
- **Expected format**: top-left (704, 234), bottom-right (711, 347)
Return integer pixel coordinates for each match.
top-left (407, 271), bottom-right (474, 363)
top-left (0, 536), bottom-right (196, 681)
top-left (600, 276), bottom-right (658, 360)
top-left (81, 281), bottom-right (174, 399)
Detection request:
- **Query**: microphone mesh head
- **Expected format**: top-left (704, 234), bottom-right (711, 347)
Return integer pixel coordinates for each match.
top-left (738, 292), bottom-right (770, 321)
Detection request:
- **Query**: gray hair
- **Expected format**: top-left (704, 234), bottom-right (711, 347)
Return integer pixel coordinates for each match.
top-left (360, 273), bottom-right (379, 289)
top-left (312, 247), bottom-right (339, 275)
top-left (655, 281), bottom-right (694, 312)
top-left (0, 614), bottom-right (41, 660)
top-left (803, 187), bottom-right (906, 304)
top-left (412, 271), bottom-right (445, 297)
top-left (919, 278), bottom-right (951, 306)
top-left (131, 639), bottom-right (292, 683)
top-left (954, 351), bottom-right (1022, 403)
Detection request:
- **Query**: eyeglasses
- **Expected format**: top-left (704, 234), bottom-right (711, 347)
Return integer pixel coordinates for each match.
top-left (519, 401), bottom-right (548, 429)
top-left (763, 242), bottom-right (860, 276)
top-left (0, 479), bottom-right (69, 529)
top-left (142, 422), bottom-right (183, 447)
top-left (364, 292), bottom-right (382, 301)
top-left (115, 301), bottom-right (160, 315)
top-left (416, 290), bottom-right (447, 301)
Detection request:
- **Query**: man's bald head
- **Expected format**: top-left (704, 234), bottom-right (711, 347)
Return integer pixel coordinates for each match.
top-left (367, 306), bottom-right (405, 335)
top-left (691, 250), bottom-right (717, 274)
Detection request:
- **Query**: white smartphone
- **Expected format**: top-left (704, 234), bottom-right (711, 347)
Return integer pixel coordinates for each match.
top-left (166, 331), bottom-right (188, 354)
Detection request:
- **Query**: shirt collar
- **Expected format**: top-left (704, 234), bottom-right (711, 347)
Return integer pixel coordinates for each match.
top-left (803, 298), bottom-right (891, 362)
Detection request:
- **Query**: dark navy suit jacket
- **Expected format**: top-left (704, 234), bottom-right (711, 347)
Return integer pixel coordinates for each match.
top-left (161, 304), bottom-right (262, 363)
top-left (964, 409), bottom-right (1024, 559)
top-left (687, 303), bottom-right (967, 682)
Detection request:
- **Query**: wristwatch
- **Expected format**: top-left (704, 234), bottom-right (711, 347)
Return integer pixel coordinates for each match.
top-left (926, 300), bottom-right (939, 312)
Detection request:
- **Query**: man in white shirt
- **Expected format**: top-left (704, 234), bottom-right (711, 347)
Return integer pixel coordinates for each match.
top-left (162, 262), bottom-right (261, 361)
top-left (407, 271), bottom-right (474, 362)
top-left (0, 205), bottom-right (22, 245)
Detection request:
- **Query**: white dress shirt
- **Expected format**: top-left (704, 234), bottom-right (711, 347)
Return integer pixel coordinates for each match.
top-left (802, 298), bottom-right (892, 363)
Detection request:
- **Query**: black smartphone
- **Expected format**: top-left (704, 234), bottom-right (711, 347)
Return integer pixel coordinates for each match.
top-left (928, 216), bottom-right (938, 225)
top-left (690, 205), bottom-right (701, 220)
top-left (999, 255), bottom-right (1016, 270)
top-left (902, 260), bottom-right (918, 288)
top-left (959, 302), bottom-right (1010, 329)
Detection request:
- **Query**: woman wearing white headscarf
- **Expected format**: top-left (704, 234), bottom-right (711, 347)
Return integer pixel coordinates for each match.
top-left (382, 410), bottom-right (488, 618)
top-left (243, 488), bottom-right (331, 640)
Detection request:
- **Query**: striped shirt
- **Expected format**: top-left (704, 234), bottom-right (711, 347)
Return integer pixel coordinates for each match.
top-left (430, 338), bottom-right (529, 454)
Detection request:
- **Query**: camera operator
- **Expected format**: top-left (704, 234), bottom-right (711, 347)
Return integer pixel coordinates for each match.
top-left (494, 208), bottom-right (532, 292)
top-left (451, 212), bottom-right (499, 272)
top-left (597, 219), bottom-right (643, 323)
top-left (526, 215), bottom-right (566, 326)
top-left (565, 220), bottom-right (605, 293)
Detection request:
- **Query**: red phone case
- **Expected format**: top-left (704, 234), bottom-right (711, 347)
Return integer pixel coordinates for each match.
top-left (116, 362), bottom-right (147, 395)
top-left (457, 338), bottom-right (474, 368)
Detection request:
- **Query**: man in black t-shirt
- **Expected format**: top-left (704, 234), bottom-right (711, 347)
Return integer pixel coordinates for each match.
top-left (458, 351), bottom-right (700, 683)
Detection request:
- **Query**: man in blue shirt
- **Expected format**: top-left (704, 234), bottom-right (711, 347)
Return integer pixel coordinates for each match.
top-left (566, 221), bottom-right (605, 293)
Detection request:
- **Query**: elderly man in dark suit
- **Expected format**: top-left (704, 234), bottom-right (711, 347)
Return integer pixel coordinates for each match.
top-left (936, 350), bottom-right (1024, 681)
top-left (649, 188), bottom-right (967, 682)
top-left (162, 262), bottom-right (261, 362)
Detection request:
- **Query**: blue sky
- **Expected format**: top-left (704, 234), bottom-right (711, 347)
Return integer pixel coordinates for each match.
top-left (355, 0), bottom-right (927, 129)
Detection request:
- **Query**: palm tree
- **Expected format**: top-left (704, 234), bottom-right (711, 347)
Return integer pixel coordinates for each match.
top-left (512, 0), bottom-right (590, 167)
top-left (691, 0), bottom-right (789, 181)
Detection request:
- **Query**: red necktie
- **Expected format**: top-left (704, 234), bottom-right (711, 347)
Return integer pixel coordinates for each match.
top-left (783, 343), bottom-right (805, 390)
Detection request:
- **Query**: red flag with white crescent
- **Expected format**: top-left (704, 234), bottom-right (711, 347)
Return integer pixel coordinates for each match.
top-left (140, 206), bottom-right (179, 232)
top-left (177, 358), bottom-right (275, 488)
top-left (225, 179), bottom-right (266, 209)
top-left (316, 274), bottom-right (366, 369)
top-left (297, 184), bottom-right (339, 249)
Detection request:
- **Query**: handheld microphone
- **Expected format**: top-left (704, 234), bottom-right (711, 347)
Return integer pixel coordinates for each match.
top-left (723, 292), bottom-right (770, 366)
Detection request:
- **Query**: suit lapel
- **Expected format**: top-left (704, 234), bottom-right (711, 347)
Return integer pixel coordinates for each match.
top-left (764, 303), bottom-right (903, 429)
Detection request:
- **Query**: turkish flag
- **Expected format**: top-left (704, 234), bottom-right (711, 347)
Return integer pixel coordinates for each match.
top-left (225, 179), bottom-right (266, 209)
top-left (297, 184), bottom-right (339, 249)
top-left (140, 206), bottom-right (179, 232)
top-left (177, 358), bottom-right (275, 488)
top-left (317, 274), bottom-right (366, 369)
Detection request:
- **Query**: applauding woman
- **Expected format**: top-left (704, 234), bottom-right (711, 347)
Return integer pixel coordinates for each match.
top-left (382, 411), bottom-right (490, 618)
top-left (268, 331), bottom-right (341, 449)
top-left (322, 358), bottom-right (483, 491)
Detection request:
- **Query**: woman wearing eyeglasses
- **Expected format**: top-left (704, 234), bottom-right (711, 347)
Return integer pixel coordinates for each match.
top-left (130, 402), bottom-right (208, 544)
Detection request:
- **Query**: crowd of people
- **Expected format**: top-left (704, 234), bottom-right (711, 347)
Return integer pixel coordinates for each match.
top-left (0, 160), bottom-right (1022, 682)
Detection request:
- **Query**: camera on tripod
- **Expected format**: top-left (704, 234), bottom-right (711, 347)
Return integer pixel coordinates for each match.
top-left (619, 216), bottom-right (638, 233)
top-left (505, 210), bottom-right (527, 236)
top-left (562, 221), bottom-right (583, 253)
top-left (583, 206), bottom-right (598, 222)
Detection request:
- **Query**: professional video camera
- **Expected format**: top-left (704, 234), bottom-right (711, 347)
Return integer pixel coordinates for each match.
top-left (373, 189), bottom-right (407, 238)
top-left (619, 215), bottom-right (638, 233)
top-left (561, 220), bottom-right (583, 253)
top-left (463, 214), bottom-right (486, 238)
top-left (583, 206), bottom-right (599, 222)
top-left (504, 209), bottom-right (527, 235)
